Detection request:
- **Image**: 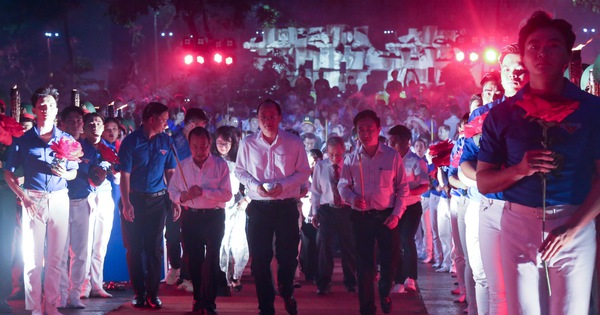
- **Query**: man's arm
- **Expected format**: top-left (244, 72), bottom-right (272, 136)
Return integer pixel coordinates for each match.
top-left (120, 171), bottom-right (134, 221)
top-left (476, 149), bottom-right (555, 194)
top-left (309, 163), bottom-right (323, 216)
top-left (540, 161), bottom-right (600, 260)
top-left (202, 161), bottom-right (233, 202)
top-left (276, 140), bottom-right (311, 193)
top-left (338, 155), bottom-right (360, 207)
top-left (234, 139), bottom-right (261, 193)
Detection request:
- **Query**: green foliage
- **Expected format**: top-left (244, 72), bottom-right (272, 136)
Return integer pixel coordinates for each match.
top-left (573, 0), bottom-right (600, 13)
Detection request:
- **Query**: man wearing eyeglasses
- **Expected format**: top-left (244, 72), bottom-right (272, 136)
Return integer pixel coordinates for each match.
top-left (235, 99), bottom-right (311, 315)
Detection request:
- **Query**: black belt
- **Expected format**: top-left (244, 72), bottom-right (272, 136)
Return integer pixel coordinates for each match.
top-left (131, 190), bottom-right (166, 198)
top-left (186, 207), bottom-right (223, 214)
top-left (324, 203), bottom-right (350, 209)
top-left (252, 198), bottom-right (295, 204)
top-left (353, 208), bottom-right (393, 215)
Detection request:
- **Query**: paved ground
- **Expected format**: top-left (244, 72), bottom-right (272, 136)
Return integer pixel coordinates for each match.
top-left (6, 261), bottom-right (468, 315)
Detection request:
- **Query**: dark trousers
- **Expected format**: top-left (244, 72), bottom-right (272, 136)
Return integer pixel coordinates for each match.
top-left (181, 208), bottom-right (225, 311)
top-left (247, 199), bottom-right (299, 315)
top-left (0, 187), bottom-right (16, 299)
top-left (165, 202), bottom-right (190, 280)
top-left (395, 202), bottom-right (423, 282)
top-left (300, 220), bottom-right (318, 282)
top-left (121, 191), bottom-right (168, 298)
top-left (352, 209), bottom-right (399, 315)
top-left (316, 205), bottom-right (357, 290)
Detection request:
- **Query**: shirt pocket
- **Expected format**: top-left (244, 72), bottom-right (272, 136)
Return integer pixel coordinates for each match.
top-left (379, 169), bottom-right (393, 188)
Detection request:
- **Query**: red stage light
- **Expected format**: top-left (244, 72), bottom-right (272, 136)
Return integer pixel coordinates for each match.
top-left (456, 51), bottom-right (465, 62)
top-left (184, 55), bottom-right (194, 65)
top-left (225, 57), bottom-right (233, 65)
top-left (214, 53), bottom-right (223, 63)
top-left (197, 56), bottom-right (205, 64)
top-left (469, 52), bottom-right (479, 62)
top-left (484, 48), bottom-right (499, 64)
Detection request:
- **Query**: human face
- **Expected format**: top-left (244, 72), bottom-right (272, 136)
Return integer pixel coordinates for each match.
top-left (500, 53), bottom-right (528, 97)
top-left (388, 135), bottom-right (410, 157)
top-left (21, 121), bottom-right (34, 132)
top-left (469, 99), bottom-right (482, 113)
top-left (150, 112), bottom-right (169, 134)
top-left (301, 123), bottom-right (315, 134)
top-left (189, 133), bottom-right (211, 163)
top-left (84, 116), bottom-right (104, 144)
top-left (33, 95), bottom-right (58, 127)
top-left (103, 121), bottom-right (119, 143)
top-left (258, 103), bottom-right (282, 137)
top-left (414, 140), bottom-right (427, 158)
top-left (64, 112), bottom-right (84, 139)
top-left (327, 143), bottom-right (345, 165)
top-left (522, 27), bottom-right (571, 82)
top-left (356, 118), bottom-right (381, 147)
top-left (438, 128), bottom-right (449, 141)
top-left (303, 138), bottom-right (316, 151)
top-left (249, 117), bottom-right (259, 131)
top-left (481, 81), bottom-right (500, 105)
top-left (216, 136), bottom-right (232, 156)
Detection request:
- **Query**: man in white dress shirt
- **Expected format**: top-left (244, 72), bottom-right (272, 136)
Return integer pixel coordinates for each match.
top-left (310, 136), bottom-right (357, 295)
top-left (338, 110), bottom-right (409, 315)
top-left (168, 126), bottom-right (232, 315)
top-left (235, 99), bottom-right (311, 315)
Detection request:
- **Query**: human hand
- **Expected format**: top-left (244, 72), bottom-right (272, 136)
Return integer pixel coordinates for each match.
top-left (539, 224), bottom-right (576, 260)
top-left (172, 204), bottom-right (182, 221)
top-left (383, 214), bottom-right (400, 230)
top-left (122, 200), bottom-right (135, 222)
top-left (354, 196), bottom-right (366, 210)
top-left (517, 149), bottom-right (556, 177)
top-left (311, 213), bottom-right (320, 229)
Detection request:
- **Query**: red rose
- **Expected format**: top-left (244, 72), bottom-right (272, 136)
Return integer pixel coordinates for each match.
top-left (429, 139), bottom-right (453, 168)
top-left (0, 127), bottom-right (12, 146)
top-left (515, 93), bottom-right (579, 124)
top-left (50, 137), bottom-right (84, 162)
top-left (464, 113), bottom-right (488, 138)
top-left (98, 142), bottom-right (119, 164)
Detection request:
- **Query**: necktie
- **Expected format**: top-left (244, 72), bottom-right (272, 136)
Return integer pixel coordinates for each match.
top-left (332, 164), bottom-right (342, 206)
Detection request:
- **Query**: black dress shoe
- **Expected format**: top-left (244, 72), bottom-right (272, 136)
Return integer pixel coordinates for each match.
top-left (316, 288), bottom-right (330, 295)
top-left (146, 296), bottom-right (162, 309)
top-left (380, 296), bottom-right (392, 314)
top-left (204, 309), bottom-right (218, 315)
top-left (345, 285), bottom-right (356, 293)
top-left (192, 300), bottom-right (202, 312)
top-left (283, 296), bottom-right (297, 315)
top-left (131, 295), bottom-right (145, 308)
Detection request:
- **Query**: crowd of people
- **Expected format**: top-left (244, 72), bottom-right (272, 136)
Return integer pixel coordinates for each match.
top-left (0, 10), bottom-right (599, 315)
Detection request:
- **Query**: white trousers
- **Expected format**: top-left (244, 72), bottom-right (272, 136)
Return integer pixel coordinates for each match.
top-left (501, 202), bottom-right (596, 315)
top-left (450, 195), bottom-right (466, 293)
top-left (436, 196), bottom-right (452, 269)
top-left (429, 194), bottom-right (443, 265)
top-left (457, 196), bottom-right (477, 314)
top-left (84, 189), bottom-right (114, 293)
top-left (416, 197), bottom-right (432, 259)
top-left (479, 197), bottom-right (507, 315)
top-left (465, 196), bottom-right (488, 315)
top-left (60, 197), bottom-right (91, 300)
top-left (23, 189), bottom-right (69, 311)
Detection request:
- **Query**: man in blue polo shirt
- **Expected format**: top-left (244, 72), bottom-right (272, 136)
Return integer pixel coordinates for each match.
top-left (118, 102), bottom-right (178, 309)
top-left (477, 11), bottom-right (600, 314)
top-left (459, 42), bottom-right (528, 315)
top-left (4, 85), bottom-right (78, 315)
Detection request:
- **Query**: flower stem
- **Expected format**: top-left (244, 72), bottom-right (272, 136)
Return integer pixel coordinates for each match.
top-left (541, 124), bottom-right (551, 296)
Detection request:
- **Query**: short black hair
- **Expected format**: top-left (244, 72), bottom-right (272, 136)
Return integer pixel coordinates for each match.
top-left (142, 102), bottom-right (168, 122)
top-left (326, 136), bottom-right (344, 148)
top-left (188, 126), bottom-right (211, 143)
top-left (518, 11), bottom-right (575, 55)
top-left (480, 71), bottom-right (502, 87)
top-left (309, 149), bottom-right (323, 161)
top-left (302, 132), bottom-right (317, 140)
top-left (498, 43), bottom-right (520, 64)
top-left (61, 105), bottom-right (85, 121)
top-left (83, 112), bottom-right (104, 125)
top-left (32, 85), bottom-right (59, 106)
top-left (211, 126), bottom-right (239, 162)
top-left (353, 110), bottom-right (381, 128)
top-left (185, 108), bottom-right (208, 124)
top-left (388, 125), bottom-right (412, 142)
top-left (257, 99), bottom-right (282, 116)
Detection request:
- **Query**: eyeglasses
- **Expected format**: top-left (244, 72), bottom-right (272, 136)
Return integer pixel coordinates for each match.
top-left (216, 141), bottom-right (231, 147)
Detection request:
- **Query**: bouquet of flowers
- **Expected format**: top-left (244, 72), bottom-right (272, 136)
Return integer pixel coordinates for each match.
top-left (463, 113), bottom-right (488, 139)
top-left (98, 142), bottom-right (119, 169)
top-left (49, 137), bottom-right (84, 171)
top-left (0, 114), bottom-right (25, 162)
top-left (427, 139), bottom-right (454, 179)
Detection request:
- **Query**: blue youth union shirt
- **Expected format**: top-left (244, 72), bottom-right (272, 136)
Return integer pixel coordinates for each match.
top-left (5, 127), bottom-right (79, 192)
top-left (117, 126), bottom-right (177, 193)
top-left (479, 80), bottom-right (600, 207)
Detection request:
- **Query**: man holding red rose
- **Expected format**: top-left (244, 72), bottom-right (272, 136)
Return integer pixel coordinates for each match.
top-left (477, 11), bottom-right (600, 314)
top-left (4, 86), bottom-right (78, 315)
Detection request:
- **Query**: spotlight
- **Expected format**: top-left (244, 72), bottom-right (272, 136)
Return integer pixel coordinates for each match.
top-left (469, 52), bottom-right (479, 62)
top-left (184, 55), bottom-right (194, 65)
top-left (214, 53), bottom-right (223, 63)
top-left (455, 51), bottom-right (465, 62)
